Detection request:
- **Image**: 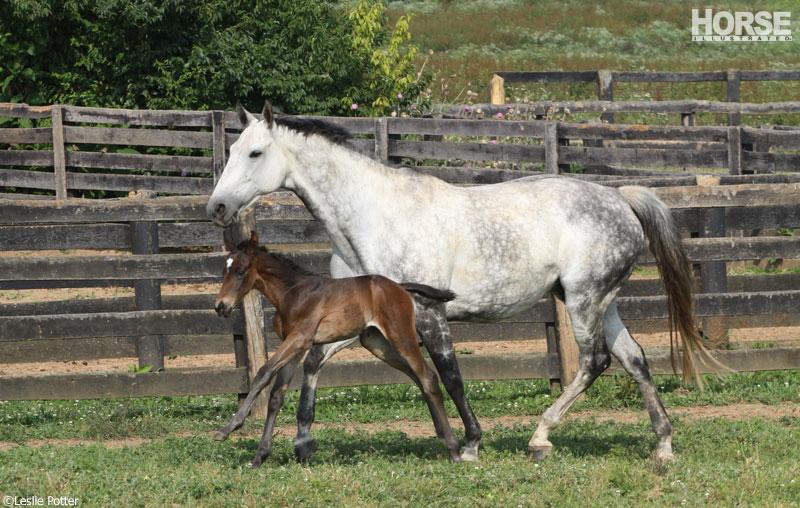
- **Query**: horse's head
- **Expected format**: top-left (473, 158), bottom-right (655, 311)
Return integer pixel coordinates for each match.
top-left (207, 101), bottom-right (288, 226)
top-left (215, 230), bottom-right (260, 318)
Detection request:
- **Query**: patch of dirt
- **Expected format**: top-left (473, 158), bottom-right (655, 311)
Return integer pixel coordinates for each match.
top-left (1, 402), bottom-right (796, 452)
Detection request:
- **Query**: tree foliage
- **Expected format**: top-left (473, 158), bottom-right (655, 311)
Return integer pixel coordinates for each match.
top-left (0, 0), bottom-right (429, 115)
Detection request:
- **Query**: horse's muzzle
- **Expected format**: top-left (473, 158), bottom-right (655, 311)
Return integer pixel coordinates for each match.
top-left (215, 301), bottom-right (232, 318)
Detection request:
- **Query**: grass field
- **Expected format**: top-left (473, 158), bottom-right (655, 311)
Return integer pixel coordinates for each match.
top-left (2, 372), bottom-right (799, 506)
top-left (386, 0), bottom-right (800, 127)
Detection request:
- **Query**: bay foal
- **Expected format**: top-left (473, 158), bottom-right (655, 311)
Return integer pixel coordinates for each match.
top-left (213, 231), bottom-right (462, 466)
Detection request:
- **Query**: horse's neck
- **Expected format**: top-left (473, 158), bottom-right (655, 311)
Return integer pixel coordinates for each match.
top-left (283, 137), bottom-right (411, 269)
top-left (253, 251), bottom-right (305, 310)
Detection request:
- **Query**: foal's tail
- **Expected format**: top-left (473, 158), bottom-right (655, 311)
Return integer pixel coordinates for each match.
top-left (619, 186), bottom-right (728, 389)
top-left (400, 282), bottom-right (456, 308)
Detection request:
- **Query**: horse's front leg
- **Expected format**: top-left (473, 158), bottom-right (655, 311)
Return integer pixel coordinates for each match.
top-left (293, 339), bottom-right (358, 462)
top-left (415, 304), bottom-right (483, 461)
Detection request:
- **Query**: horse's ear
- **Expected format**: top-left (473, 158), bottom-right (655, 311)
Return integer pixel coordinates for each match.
top-left (261, 99), bottom-right (273, 128)
top-left (248, 230), bottom-right (259, 252)
top-left (223, 228), bottom-right (236, 252)
top-left (236, 100), bottom-right (257, 127)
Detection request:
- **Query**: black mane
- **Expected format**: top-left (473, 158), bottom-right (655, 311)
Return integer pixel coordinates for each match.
top-left (275, 115), bottom-right (351, 145)
top-left (264, 248), bottom-right (317, 276)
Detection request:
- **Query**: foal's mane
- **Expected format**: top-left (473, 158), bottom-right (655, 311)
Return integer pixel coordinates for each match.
top-left (274, 115), bottom-right (350, 145)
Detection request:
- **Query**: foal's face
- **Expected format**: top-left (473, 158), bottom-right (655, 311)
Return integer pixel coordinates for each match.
top-left (215, 249), bottom-right (258, 318)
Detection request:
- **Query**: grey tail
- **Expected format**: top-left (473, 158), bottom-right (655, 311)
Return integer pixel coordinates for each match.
top-left (619, 185), bottom-right (731, 389)
top-left (400, 282), bottom-right (456, 308)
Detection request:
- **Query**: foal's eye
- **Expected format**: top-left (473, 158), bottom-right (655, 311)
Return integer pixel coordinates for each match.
top-left (237, 268), bottom-right (246, 276)
top-left (249, 150), bottom-right (262, 159)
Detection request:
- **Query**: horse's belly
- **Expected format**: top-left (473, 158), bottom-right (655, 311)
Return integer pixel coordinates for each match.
top-left (445, 269), bottom-right (555, 322)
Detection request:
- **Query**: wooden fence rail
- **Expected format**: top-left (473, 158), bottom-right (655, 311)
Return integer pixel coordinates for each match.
top-left (3, 101), bottom-right (800, 199)
top-left (1, 177), bottom-right (799, 401)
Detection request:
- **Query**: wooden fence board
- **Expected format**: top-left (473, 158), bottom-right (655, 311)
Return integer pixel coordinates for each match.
top-left (0, 103), bottom-right (52, 119)
top-left (0, 367), bottom-right (249, 400)
top-left (0, 150), bottom-right (54, 167)
top-left (390, 139), bottom-right (545, 162)
top-left (0, 309), bottom-right (244, 341)
top-left (63, 106), bottom-right (213, 128)
top-left (0, 127), bottom-right (53, 144)
top-left (66, 151), bottom-right (213, 173)
top-left (654, 183), bottom-right (800, 208)
top-left (64, 126), bottom-right (213, 149)
top-left (0, 168), bottom-right (57, 190)
top-left (66, 171), bottom-right (212, 195)
top-left (390, 117), bottom-right (546, 138)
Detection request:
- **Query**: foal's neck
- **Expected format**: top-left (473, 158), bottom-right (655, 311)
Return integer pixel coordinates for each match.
top-left (252, 250), bottom-right (308, 310)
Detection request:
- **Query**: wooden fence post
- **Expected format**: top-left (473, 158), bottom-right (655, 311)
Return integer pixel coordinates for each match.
top-left (696, 175), bottom-right (730, 348)
top-left (544, 121), bottom-right (560, 174)
top-left (726, 69), bottom-right (741, 128)
top-left (553, 297), bottom-right (582, 400)
top-left (728, 126), bottom-right (743, 175)
top-left (597, 70), bottom-right (614, 124)
top-left (51, 105), bottom-right (67, 199)
top-left (374, 117), bottom-right (389, 163)
top-left (212, 111), bottom-right (227, 183)
top-left (490, 74), bottom-right (505, 105)
top-left (130, 190), bottom-right (165, 371)
top-left (226, 208), bottom-right (269, 418)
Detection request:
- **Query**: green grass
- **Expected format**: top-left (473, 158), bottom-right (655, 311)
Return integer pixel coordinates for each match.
top-left (385, 0), bottom-right (800, 127)
top-left (2, 372), bottom-right (800, 505)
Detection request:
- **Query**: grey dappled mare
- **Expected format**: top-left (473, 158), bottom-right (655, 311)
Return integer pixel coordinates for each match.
top-left (207, 101), bottom-right (720, 466)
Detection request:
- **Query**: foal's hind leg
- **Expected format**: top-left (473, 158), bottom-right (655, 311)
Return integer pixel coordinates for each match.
top-left (528, 295), bottom-right (611, 462)
top-left (360, 328), bottom-right (462, 462)
top-left (604, 300), bottom-right (674, 466)
top-left (415, 304), bottom-right (482, 461)
top-left (294, 339), bottom-right (358, 462)
top-left (250, 357), bottom-right (303, 468)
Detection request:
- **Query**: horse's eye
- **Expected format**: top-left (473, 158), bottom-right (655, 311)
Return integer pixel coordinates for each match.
top-left (249, 150), bottom-right (262, 159)
top-left (237, 268), bottom-right (246, 276)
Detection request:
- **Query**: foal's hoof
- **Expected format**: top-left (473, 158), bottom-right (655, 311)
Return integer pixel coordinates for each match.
top-left (249, 458), bottom-right (264, 469)
top-left (527, 444), bottom-right (553, 463)
top-left (294, 438), bottom-right (318, 463)
top-left (213, 430), bottom-right (229, 442)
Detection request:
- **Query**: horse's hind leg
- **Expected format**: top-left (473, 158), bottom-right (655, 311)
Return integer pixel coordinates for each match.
top-left (360, 327), bottom-right (462, 462)
top-left (294, 339), bottom-right (358, 462)
top-left (415, 305), bottom-right (482, 461)
top-left (250, 356), bottom-right (303, 468)
top-left (604, 300), bottom-right (674, 466)
top-left (528, 295), bottom-right (611, 462)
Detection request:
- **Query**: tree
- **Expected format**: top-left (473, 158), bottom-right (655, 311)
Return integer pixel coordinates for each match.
top-left (0, 0), bottom-right (429, 115)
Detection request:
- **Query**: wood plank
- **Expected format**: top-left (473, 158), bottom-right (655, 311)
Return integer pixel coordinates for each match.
top-left (0, 194), bottom-right (310, 224)
top-left (65, 151), bottom-right (213, 173)
top-left (739, 70), bottom-right (800, 81)
top-left (0, 168), bottom-right (57, 190)
top-left (653, 183), bottom-right (800, 208)
top-left (560, 123), bottom-right (728, 142)
top-left (390, 139), bottom-right (545, 162)
top-left (621, 347), bottom-right (800, 376)
top-left (742, 128), bottom-right (800, 149)
top-left (0, 127), bottom-right (52, 144)
top-left (0, 150), bottom-right (54, 167)
top-left (495, 71), bottom-right (598, 83)
top-left (0, 103), bottom-right (52, 119)
top-left (0, 250), bottom-right (332, 281)
top-left (612, 71), bottom-right (726, 82)
top-left (682, 236), bottom-right (800, 262)
top-left (0, 367), bottom-right (248, 400)
top-left (66, 171), bottom-right (212, 195)
top-left (726, 205), bottom-right (800, 229)
top-left (742, 152), bottom-right (800, 173)
top-left (616, 291), bottom-right (800, 320)
top-left (390, 118), bottom-right (546, 138)
top-left (0, 294), bottom-right (216, 317)
top-left (64, 126), bottom-right (213, 149)
top-left (63, 106), bottom-right (213, 127)
top-left (559, 145), bottom-right (727, 168)
top-left (0, 309), bottom-right (244, 341)
top-left (544, 122), bottom-right (559, 174)
top-left (436, 100), bottom-right (800, 116)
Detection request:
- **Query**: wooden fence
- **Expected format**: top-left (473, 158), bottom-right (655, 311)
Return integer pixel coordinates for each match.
top-left (1, 104), bottom-right (799, 402)
top-left (487, 69), bottom-right (800, 125)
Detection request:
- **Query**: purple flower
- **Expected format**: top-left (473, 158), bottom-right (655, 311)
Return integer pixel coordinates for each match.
top-left (397, 93), bottom-right (403, 99)
top-left (491, 140), bottom-right (497, 144)
top-left (497, 112), bottom-right (503, 119)
top-left (351, 103), bottom-right (358, 110)
top-left (181, 171), bottom-right (187, 177)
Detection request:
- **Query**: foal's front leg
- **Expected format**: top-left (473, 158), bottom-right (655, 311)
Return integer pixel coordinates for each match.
top-left (215, 336), bottom-right (308, 443)
top-left (250, 358), bottom-right (303, 468)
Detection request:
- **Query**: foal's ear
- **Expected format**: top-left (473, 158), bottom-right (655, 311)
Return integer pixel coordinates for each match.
top-left (235, 100), bottom-right (257, 127)
top-left (222, 228), bottom-right (236, 252)
top-left (247, 230), bottom-right (259, 252)
top-left (261, 99), bottom-right (273, 129)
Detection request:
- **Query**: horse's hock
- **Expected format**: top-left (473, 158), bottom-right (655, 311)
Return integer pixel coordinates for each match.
top-left (1, 100), bottom-right (799, 403)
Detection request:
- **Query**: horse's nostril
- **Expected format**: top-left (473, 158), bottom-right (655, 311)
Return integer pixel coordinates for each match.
top-left (214, 203), bottom-right (227, 218)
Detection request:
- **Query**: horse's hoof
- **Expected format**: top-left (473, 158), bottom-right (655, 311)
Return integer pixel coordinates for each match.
top-left (214, 430), bottom-right (229, 442)
top-left (294, 438), bottom-right (318, 463)
top-left (249, 458), bottom-right (263, 469)
top-left (460, 450), bottom-right (480, 462)
top-left (654, 450), bottom-right (675, 473)
top-left (527, 444), bottom-right (552, 463)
